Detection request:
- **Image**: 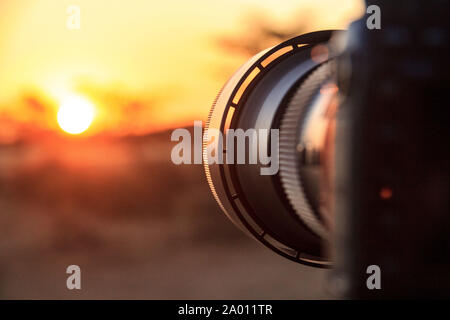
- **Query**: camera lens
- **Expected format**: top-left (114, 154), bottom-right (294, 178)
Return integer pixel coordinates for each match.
top-left (203, 31), bottom-right (341, 267)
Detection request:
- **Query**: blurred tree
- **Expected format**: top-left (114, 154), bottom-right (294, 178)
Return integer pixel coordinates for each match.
top-left (216, 9), bottom-right (314, 57)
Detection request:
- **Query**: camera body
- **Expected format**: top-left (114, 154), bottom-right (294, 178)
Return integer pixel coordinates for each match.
top-left (203, 0), bottom-right (450, 298)
top-left (334, 1), bottom-right (450, 298)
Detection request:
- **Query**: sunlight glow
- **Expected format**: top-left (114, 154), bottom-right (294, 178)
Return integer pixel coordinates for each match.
top-left (57, 95), bottom-right (95, 135)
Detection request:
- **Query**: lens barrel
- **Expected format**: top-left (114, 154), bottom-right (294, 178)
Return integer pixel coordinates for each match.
top-left (203, 31), bottom-right (342, 267)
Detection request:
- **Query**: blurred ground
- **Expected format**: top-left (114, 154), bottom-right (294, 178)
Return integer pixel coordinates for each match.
top-left (0, 129), bottom-right (330, 299)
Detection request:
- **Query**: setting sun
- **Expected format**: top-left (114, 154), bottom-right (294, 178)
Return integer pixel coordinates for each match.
top-left (57, 95), bottom-right (95, 135)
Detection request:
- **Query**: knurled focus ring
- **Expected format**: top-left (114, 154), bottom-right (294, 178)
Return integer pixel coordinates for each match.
top-left (279, 62), bottom-right (333, 239)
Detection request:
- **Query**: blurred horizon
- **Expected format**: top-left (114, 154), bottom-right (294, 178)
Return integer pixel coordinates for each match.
top-left (0, 0), bottom-right (363, 299)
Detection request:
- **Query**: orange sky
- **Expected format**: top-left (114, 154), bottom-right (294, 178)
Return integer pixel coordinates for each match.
top-left (0, 0), bottom-right (363, 138)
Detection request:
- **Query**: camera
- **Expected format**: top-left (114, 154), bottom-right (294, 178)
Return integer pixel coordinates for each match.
top-left (203, 0), bottom-right (449, 298)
